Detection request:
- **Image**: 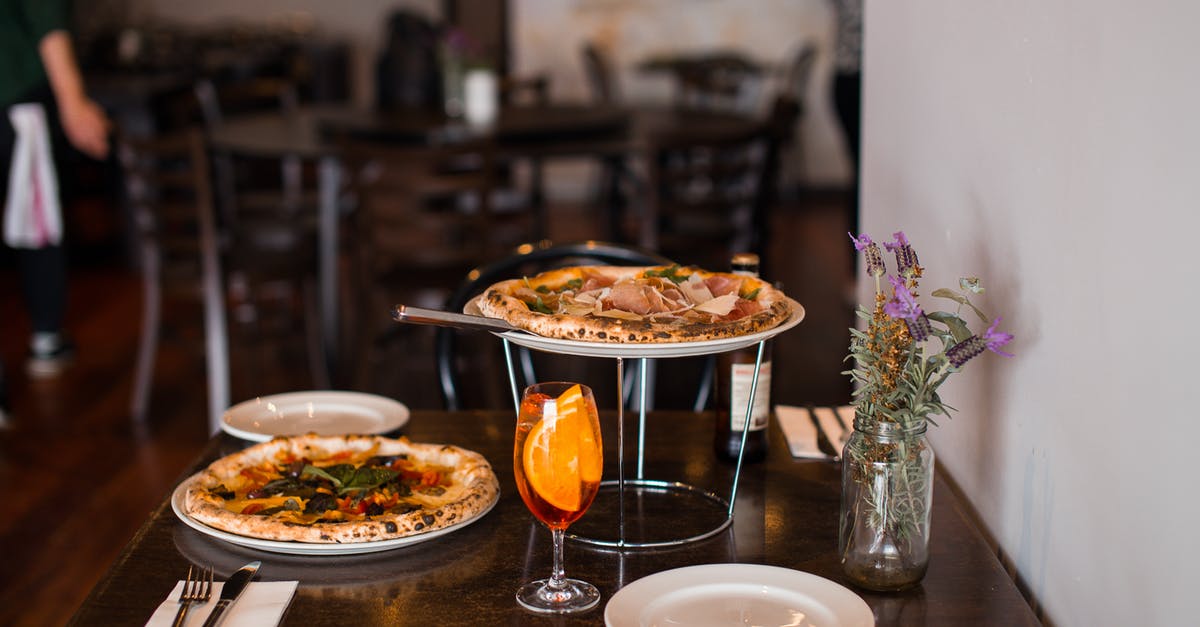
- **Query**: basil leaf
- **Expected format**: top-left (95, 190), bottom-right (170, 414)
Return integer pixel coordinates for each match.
top-left (565, 278), bottom-right (583, 290)
top-left (742, 287), bottom-right (761, 300)
top-left (644, 265), bottom-right (689, 284)
top-left (529, 296), bottom-right (554, 314)
top-left (338, 467), bottom-right (399, 496)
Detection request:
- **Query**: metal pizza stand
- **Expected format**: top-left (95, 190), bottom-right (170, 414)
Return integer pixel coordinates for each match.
top-left (473, 298), bottom-right (806, 550)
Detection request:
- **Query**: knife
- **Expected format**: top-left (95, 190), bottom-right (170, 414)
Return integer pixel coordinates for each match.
top-left (200, 561), bottom-right (260, 627)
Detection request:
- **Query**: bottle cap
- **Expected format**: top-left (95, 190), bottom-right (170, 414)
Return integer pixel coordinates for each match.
top-left (731, 252), bottom-right (760, 275)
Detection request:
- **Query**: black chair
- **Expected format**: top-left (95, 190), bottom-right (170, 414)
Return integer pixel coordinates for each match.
top-left (434, 240), bottom-right (714, 411)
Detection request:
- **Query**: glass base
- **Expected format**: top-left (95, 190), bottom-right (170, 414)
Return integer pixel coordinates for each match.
top-left (516, 578), bottom-right (601, 614)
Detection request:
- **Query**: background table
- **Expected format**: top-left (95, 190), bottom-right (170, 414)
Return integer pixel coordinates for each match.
top-left (204, 105), bottom-right (764, 395)
top-left (69, 410), bottom-right (1038, 626)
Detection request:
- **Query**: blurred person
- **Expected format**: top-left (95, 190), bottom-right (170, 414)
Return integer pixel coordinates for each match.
top-left (2, 0), bottom-right (111, 388)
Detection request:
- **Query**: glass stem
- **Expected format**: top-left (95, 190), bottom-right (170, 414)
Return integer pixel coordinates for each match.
top-left (549, 527), bottom-right (566, 590)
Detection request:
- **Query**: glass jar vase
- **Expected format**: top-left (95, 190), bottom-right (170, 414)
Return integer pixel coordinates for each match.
top-left (838, 416), bottom-right (934, 591)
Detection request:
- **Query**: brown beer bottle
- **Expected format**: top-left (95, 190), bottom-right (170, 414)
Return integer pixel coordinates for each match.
top-left (713, 253), bottom-right (771, 463)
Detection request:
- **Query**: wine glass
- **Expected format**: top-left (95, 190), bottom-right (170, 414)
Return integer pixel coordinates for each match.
top-left (513, 382), bottom-right (604, 613)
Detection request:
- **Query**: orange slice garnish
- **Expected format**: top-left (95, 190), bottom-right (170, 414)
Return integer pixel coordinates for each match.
top-left (522, 384), bottom-right (603, 511)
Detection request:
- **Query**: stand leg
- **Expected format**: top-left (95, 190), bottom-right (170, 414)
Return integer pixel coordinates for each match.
top-left (637, 357), bottom-right (649, 480)
top-left (503, 339), bottom-right (520, 418)
top-left (727, 341), bottom-right (765, 518)
top-left (615, 356), bottom-right (626, 547)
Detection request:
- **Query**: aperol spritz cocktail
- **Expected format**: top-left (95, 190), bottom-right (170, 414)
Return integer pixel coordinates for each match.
top-left (513, 382), bottom-right (603, 613)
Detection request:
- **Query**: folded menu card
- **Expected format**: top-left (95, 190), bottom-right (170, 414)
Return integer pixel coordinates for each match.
top-left (145, 580), bottom-right (298, 627)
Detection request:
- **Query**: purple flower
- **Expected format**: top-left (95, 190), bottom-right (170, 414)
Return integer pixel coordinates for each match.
top-left (849, 232), bottom-right (886, 277)
top-left (883, 231), bottom-right (920, 276)
top-left (946, 318), bottom-right (1014, 367)
top-left (883, 276), bottom-right (922, 321)
top-left (849, 232), bottom-right (874, 251)
top-left (884, 276), bottom-right (932, 341)
top-left (945, 336), bottom-right (985, 368)
top-left (982, 317), bottom-right (1015, 357)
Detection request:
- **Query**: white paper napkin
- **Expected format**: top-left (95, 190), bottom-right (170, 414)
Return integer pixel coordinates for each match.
top-left (775, 405), bottom-right (833, 459)
top-left (145, 580), bottom-right (298, 627)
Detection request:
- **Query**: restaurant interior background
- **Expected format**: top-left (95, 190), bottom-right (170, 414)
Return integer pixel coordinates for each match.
top-left (2, 0), bottom-right (1196, 625)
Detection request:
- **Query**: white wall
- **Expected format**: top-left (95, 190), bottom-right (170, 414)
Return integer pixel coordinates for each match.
top-left (863, 1), bottom-right (1200, 625)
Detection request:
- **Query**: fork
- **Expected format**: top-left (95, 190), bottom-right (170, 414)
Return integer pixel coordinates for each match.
top-left (171, 565), bottom-right (213, 627)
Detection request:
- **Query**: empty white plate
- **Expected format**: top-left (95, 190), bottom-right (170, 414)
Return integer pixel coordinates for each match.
top-left (605, 563), bottom-right (873, 627)
top-left (221, 391), bottom-right (410, 442)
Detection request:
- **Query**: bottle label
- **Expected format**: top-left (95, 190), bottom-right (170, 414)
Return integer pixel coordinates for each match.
top-left (729, 362), bottom-right (771, 431)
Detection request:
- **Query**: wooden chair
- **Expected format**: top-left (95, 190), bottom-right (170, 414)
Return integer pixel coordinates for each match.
top-left (193, 77), bottom-right (325, 388)
top-left (339, 136), bottom-right (539, 391)
top-left (643, 102), bottom-right (795, 274)
top-left (117, 129), bottom-right (229, 429)
top-left (433, 240), bottom-right (714, 412)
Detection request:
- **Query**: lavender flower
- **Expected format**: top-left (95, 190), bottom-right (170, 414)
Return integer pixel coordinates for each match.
top-left (883, 276), bottom-right (921, 319)
top-left (849, 232), bottom-right (886, 277)
top-left (884, 231), bottom-right (920, 276)
top-left (981, 317), bottom-right (1015, 357)
top-left (946, 318), bottom-right (1014, 367)
top-left (883, 276), bottom-right (932, 341)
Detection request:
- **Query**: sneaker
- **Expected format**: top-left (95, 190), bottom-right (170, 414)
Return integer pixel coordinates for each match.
top-left (26, 337), bottom-right (75, 378)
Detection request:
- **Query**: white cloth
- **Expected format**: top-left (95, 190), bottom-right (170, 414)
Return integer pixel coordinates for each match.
top-left (144, 580), bottom-right (298, 627)
top-left (4, 102), bottom-right (62, 248)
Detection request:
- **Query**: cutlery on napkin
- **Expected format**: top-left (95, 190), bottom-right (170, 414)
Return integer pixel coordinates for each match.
top-left (775, 405), bottom-right (833, 459)
top-left (776, 405), bottom-right (856, 460)
top-left (809, 405), bottom-right (854, 458)
top-left (145, 579), bottom-right (297, 627)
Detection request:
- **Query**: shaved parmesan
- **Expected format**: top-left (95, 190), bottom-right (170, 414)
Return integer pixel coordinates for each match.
top-left (681, 274), bottom-right (715, 304)
top-left (694, 293), bottom-right (740, 316)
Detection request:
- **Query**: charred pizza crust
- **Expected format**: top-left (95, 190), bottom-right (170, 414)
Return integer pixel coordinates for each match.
top-left (476, 265), bottom-right (792, 343)
top-left (182, 434), bottom-right (499, 543)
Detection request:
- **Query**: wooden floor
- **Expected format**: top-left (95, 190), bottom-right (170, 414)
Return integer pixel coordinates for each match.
top-left (0, 192), bottom-right (855, 627)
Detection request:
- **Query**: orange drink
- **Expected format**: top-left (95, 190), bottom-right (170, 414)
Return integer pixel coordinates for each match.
top-left (513, 382), bottom-right (603, 613)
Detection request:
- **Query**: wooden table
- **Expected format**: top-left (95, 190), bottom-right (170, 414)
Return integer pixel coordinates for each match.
top-left (69, 410), bottom-right (1037, 626)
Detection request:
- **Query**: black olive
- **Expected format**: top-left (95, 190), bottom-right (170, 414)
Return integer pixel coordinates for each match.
top-left (365, 502), bottom-right (384, 516)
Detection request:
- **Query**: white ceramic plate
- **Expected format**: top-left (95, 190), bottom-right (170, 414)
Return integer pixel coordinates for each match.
top-left (170, 475), bottom-right (497, 556)
top-left (604, 563), bottom-right (874, 627)
top-left (465, 298), bottom-right (805, 359)
top-left (221, 391), bottom-right (410, 442)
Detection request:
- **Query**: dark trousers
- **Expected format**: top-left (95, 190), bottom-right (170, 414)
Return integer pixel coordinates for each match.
top-left (1, 83), bottom-right (69, 336)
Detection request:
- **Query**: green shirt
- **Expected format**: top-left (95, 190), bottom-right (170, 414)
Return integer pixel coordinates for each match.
top-left (0, 0), bottom-right (69, 107)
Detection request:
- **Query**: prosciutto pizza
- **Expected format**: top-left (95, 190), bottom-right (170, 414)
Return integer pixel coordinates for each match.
top-left (181, 434), bottom-right (499, 543)
top-left (475, 264), bottom-right (792, 343)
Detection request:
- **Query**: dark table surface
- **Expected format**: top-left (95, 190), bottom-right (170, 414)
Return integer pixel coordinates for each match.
top-left (69, 410), bottom-right (1038, 626)
top-left (204, 103), bottom-right (764, 160)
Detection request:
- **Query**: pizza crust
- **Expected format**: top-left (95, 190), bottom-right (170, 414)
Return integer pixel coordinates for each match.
top-left (476, 265), bottom-right (792, 343)
top-left (182, 434), bottom-right (499, 543)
